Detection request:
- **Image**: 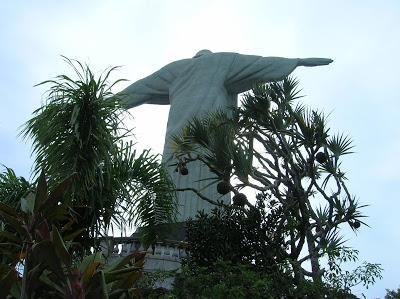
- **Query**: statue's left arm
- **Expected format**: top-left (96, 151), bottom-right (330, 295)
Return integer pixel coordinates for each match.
top-left (225, 54), bottom-right (332, 94)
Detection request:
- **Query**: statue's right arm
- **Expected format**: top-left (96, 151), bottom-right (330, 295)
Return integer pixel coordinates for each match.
top-left (117, 69), bottom-right (171, 109)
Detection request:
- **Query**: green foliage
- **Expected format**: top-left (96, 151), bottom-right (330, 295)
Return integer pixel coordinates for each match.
top-left (135, 269), bottom-right (176, 290)
top-left (21, 57), bottom-right (125, 193)
top-left (325, 247), bottom-right (383, 294)
top-left (0, 167), bottom-right (34, 210)
top-left (134, 269), bottom-right (176, 298)
top-left (179, 205), bottom-right (374, 298)
top-left (172, 261), bottom-right (288, 299)
top-left (0, 173), bottom-right (146, 298)
top-left (171, 260), bottom-right (358, 299)
top-left (19, 57), bottom-right (176, 242)
top-left (185, 198), bottom-right (286, 271)
top-left (0, 62), bottom-right (384, 298)
top-left (171, 77), bottom-right (381, 294)
top-left (385, 286), bottom-right (400, 299)
top-left (0, 58), bottom-right (181, 297)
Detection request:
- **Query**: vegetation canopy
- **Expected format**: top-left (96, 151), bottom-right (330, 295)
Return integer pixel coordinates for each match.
top-left (19, 57), bottom-right (177, 243)
top-left (171, 77), bottom-right (382, 296)
top-left (0, 60), bottom-right (385, 298)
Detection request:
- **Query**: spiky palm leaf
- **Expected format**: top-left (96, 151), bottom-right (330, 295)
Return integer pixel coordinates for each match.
top-left (110, 143), bottom-right (177, 241)
top-left (20, 57), bottom-right (176, 241)
top-left (172, 110), bottom-right (237, 182)
top-left (327, 133), bottom-right (354, 158)
top-left (0, 167), bottom-right (34, 209)
top-left (170, 76), bottom-right (366, 283)
top-left (21, 57), bottom-right (125, 191)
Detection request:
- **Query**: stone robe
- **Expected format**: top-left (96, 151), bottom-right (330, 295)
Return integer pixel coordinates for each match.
top-left (120, 51), bottom-right (302, 221)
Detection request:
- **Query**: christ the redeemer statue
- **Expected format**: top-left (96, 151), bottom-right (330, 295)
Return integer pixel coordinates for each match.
top-left (119, 50), bottom-right (332, 222)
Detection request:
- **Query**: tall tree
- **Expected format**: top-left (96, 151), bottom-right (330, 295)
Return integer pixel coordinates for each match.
top-left (171, 77), bottom-right (372, 283)
top-left (20, 57), bottom-right (177, 244)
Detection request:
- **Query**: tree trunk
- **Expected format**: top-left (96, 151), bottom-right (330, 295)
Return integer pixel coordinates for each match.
top-left (306, 229), bottom-right (322, 283)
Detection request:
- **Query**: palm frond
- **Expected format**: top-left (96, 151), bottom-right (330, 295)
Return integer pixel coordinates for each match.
top-left (19, 58), bottom-right (176, 243)
top-left (113, 144), bottom-right (177, 244)
top-left (327, 133), bottom-right (354, 158)
top-left (0, 166), bottom-right (34, 209)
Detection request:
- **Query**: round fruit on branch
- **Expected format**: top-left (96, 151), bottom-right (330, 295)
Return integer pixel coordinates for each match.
top-left (179, 166), bottom-right (189, 175)
top-left (233, 193), bottom-right (247, 206)
top-left (315, 152), bottom-right (328, 164)
top-left (217, 181), bottom-right (231, 195)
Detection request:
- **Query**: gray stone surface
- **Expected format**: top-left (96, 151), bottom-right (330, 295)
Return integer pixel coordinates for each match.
top-left (119, 50), bottom-right (332, 222)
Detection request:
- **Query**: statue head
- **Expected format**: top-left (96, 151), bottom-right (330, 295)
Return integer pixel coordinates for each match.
top-left (193, 49), bottom-right (212, 58)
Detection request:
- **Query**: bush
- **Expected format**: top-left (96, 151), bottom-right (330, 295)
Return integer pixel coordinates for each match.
top-left (172, 261), bottom-right (291, 299)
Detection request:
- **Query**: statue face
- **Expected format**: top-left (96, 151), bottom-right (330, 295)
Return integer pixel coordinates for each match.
top-left (193, 49), bottom-right (212, 58)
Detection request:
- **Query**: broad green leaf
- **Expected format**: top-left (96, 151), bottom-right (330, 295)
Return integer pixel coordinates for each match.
top-left (31, 241), bottom-right (63, 279)
top-left (0, 211), bottom-right (26, 237)
top-left (79, 252), bottom-right (104, 273)
top-left (34, 171), bottom-right (47, 212)
top-left (35, 219), bottom-right (51, 240)
top-left (43, 174), bottom-right (75, 212)
top-left (100, 271), bottom-right (109, 299)
top-left (107, 269), bottom-right (142, 290)
top-left (0, 202), bottom-right (18, 217)
top-left (51, 225), bottom-right (71, 266)
top-left (82, 259), bottom-right (102, 289)
top-left (104, 251), bottom-right (145, 273)
top-left (39, 270), bottom-right (65, 295)
top-left (86, 270), bottom-right (109, 299)
top-left (79, 252), bottom-right (105, 289)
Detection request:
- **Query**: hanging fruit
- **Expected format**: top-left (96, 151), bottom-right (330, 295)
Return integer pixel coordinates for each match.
top-left (217, 181), bottom-right (230, 195)
top-left (233, 193), bottom-right (247, 206)
top-left (315, 152), bottom-right (328, 163)
top-left (180, 166), bottom-right (189, 175)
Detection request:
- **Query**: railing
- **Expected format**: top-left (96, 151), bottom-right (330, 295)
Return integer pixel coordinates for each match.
top-left (99, 236), bottom-right (188, 287)
top-left (99, 236), bottom-right (188, 262)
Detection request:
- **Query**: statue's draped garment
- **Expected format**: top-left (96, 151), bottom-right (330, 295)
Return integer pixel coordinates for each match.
top-left (120, 51), bottom-right (300, 222)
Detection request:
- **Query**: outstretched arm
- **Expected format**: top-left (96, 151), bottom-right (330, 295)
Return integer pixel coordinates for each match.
top-left (298, 58), bottom-right (333, 67)
top-left (117, 68), bottom-right (172, 109)
top-left (225, 54), bottom-right (332, 94)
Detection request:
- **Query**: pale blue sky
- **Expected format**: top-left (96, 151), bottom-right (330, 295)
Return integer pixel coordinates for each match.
top-left (1, 1), bottom-right (399, 297)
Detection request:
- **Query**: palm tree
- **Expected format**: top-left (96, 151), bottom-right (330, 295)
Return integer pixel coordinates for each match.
top-left (20, 57), bottom-right (177, 245)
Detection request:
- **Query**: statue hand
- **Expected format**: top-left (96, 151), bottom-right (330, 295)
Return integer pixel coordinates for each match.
top-left (298, 58), bottom-right (333, 67)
